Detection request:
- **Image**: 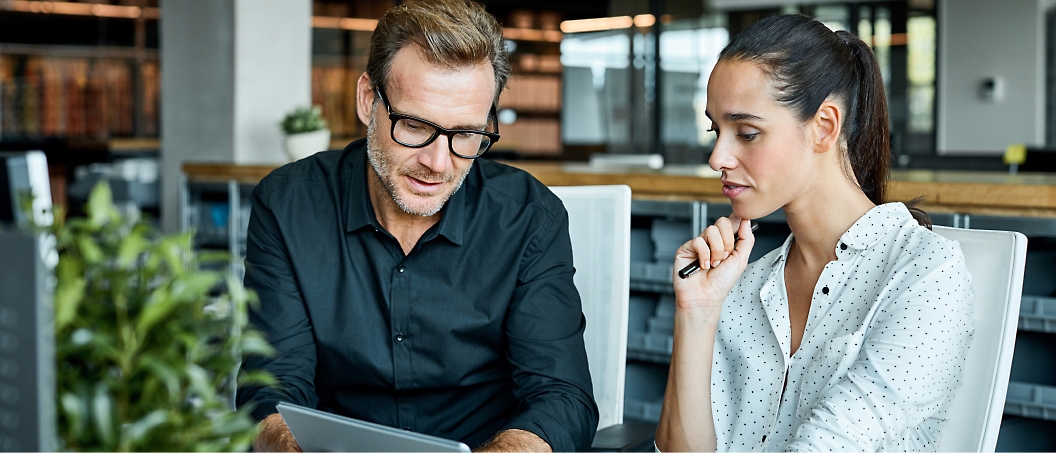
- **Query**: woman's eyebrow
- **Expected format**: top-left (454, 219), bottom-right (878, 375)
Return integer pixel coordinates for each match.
top-left (725, 112), bottom-right (764, 122)
top-left (703, 111), bottom-right (765, 122)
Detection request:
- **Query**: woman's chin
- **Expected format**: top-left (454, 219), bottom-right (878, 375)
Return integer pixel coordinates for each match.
top-left (731, 201), bottom-right (780, 222)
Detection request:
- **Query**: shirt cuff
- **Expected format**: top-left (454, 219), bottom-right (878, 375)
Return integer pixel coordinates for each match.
top-left (245, 398), bottom-right (282, 423)
top-left (503, 416), bottom-right (578, 452)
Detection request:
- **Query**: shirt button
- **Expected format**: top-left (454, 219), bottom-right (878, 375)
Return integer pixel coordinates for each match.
top-left (397, 265), bottom-right (405, 273)
top-left (395, 333), bottom-right (404, 342)
top-left (822, 286), bottom-right (830, 295)
top-left (840, 243), bottom-right (848, 250)
top-left (762, 435), bottom-right (767, 442)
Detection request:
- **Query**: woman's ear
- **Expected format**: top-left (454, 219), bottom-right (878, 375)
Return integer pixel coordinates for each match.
top-left (356, 73), bottom-right (376, 127)
top-left (812, 100), bottom-right (843, 154)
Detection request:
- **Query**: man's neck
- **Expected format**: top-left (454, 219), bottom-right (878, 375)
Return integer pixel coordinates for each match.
top-left (367, 168), bottom-right (442, 256)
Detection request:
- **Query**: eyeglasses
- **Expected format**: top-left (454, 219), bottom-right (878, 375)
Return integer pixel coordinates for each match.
top-left (374, 86), bottom-right (500, 159)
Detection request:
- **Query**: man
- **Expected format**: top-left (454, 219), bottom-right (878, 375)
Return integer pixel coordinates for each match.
top-left (235, 1), bottom-right (598, 451)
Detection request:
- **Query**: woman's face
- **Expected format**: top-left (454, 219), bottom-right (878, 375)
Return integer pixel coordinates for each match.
top-left (706, 60), bottom-right (817, 220)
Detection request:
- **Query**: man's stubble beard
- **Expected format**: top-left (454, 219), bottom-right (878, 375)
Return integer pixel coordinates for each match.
top-left (366, 113), bottom-right (472, 217)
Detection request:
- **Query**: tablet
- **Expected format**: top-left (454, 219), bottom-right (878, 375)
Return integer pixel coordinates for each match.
top-left (276, 402), bottom-right (472, 452)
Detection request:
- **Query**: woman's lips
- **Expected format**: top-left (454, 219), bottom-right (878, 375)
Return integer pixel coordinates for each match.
top-left (721, 182), bottom-right (748, 198)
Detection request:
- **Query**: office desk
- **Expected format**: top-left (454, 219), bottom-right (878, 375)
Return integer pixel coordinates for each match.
top-left (503, 162), bottom-right (1056, 219)
top-left (183, 161), bottom-right (1056, 218)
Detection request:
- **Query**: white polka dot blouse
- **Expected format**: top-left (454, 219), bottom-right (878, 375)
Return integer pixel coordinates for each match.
top-left (711, 202), bottom-right (974, 452)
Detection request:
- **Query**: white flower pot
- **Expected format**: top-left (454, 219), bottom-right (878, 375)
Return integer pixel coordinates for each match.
top-left (284, 129), bottom-right (331, 161)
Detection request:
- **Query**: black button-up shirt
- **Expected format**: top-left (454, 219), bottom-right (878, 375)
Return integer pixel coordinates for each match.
top-left (236, 139), bottom-right (598, 451)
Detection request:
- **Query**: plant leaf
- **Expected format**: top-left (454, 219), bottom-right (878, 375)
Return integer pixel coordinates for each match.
top-left (171, 273), bottom-right (221, 302)
top-left (76, 236), bottom-right (104, 264)
top-left (144, 361), bottom-right (181, 403)
top-left (116, 230), bottom-right (149, 268)
top-left (125, 409), bottom-right (168, 444)
top-left (59, 391), bottom-right (87, 440)
top-left (54, 274), bottom-right (85, 330)
top-left (91, 383), bottom-right (115, 447)
top-left (135, 287), bottom-right (178, 337)
top-left (87, 182), bottom-right (115, 227)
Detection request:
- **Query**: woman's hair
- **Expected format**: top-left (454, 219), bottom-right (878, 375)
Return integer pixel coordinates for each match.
top-left (718, 14), bottom-right (931, 228)
top-left (366, 0), bottom-right (511, 104)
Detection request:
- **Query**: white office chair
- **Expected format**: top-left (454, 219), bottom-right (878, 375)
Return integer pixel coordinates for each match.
top-left (932, 226), bottom-right (1027, 452)
top-left (549, 185), bottom-right (632, 431)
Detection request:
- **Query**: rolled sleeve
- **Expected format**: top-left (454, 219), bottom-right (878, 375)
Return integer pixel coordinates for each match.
top-left (236, 183), bottom-right (320, 422)
top-left (502, 208), bottom-right (600, 452)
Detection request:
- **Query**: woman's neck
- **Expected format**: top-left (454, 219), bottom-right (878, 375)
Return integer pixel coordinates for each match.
top-left (783, 168), bottom-right (877, 267)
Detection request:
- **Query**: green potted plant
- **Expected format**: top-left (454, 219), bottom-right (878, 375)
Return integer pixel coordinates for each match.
top-left (44, 182), bottom-right (274, 451)
top-left (280, 105), bottom-right (331, 161)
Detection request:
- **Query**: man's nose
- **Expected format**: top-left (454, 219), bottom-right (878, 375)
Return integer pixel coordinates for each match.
top-left (418, 134), bottom-right (452, 174)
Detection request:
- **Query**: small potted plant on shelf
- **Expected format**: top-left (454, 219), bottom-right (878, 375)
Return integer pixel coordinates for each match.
top-left (280, 105), bottom-right (331, 161)
top-left (42, 182), bottom-right (275, 451)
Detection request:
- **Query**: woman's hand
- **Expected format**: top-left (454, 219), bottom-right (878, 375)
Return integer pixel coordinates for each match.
top-left (672, 216), bottom-right (756, 314)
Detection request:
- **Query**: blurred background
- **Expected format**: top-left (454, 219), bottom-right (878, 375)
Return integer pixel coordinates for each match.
top-left (3, 1), bottom-right (1056, 451)
top-left (2, 1), bottom-right (1052, 226)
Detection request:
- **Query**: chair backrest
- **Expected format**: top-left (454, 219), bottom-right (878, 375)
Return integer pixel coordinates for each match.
top-left (932, 226), bottom-right (1027, 452)
top-left (549, 185), bottom-right (631, 430)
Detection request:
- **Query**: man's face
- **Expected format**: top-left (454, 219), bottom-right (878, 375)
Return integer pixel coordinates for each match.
top-left (363, 46), bottom-right (495, 218)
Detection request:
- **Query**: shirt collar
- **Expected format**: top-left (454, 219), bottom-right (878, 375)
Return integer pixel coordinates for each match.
top-left (837, 202), bottom-right (914, 251)
top-left (767, 202), bottom-right (913, 266)
top-left (344, 139), bottom-right (377, 233)
top-left (343, 139), bottom-right (467, 246)
top-left (435, 178), bottom-right (466, 246)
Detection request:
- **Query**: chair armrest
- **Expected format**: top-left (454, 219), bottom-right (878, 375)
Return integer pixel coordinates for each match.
top-left (590, 421), bottom-right (657, 452)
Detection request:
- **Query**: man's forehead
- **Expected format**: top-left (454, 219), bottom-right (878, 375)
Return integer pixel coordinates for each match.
top-left (386, 45), bottom-right (494, 93)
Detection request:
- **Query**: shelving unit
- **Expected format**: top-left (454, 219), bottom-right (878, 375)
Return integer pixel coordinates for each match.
top-left (0, 1), bottom-right (163, 214)
top-left (0, 2), bottom-right (160, 142)
top-left (178, 177), bottom-right (252, 280)
top-left (1019, 296), bottom-right (1056, 333)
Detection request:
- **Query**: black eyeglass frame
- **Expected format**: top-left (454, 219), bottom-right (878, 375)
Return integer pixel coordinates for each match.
top-left (374, 85), bottom-right (500, 159)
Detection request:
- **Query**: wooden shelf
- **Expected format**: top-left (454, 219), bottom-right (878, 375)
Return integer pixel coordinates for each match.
top-left (0, 43), bottom-right (157, 59)
top-left (108, 137), bottom-right (159, 153)
top-left (311, 14), bottom-right (564, 43)
top-left (0, 0), bottom-right (159, 20)
top-left (182, 161), bottom-right (1056, 218)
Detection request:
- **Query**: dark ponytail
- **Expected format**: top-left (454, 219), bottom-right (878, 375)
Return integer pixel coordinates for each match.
top-left (719, 15), bottom-right (931, 228)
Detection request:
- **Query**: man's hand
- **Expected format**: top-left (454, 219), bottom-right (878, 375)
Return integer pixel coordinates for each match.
top-left (476, 429), bottom-right (552, 452)
top-left (253, 413), bottom-right (302, 452)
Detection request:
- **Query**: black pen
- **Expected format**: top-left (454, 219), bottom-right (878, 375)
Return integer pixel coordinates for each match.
top-left (677, 222), bottom-right (759, 279)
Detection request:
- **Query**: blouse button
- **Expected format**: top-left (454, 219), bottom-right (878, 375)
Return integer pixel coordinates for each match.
top-left (822, 286), bottom-right (830, 295)
top-left (840, 243), bottom-right (848, 250)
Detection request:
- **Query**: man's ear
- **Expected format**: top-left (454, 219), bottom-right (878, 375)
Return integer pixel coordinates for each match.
top-left (812, 100), bottom-right (843, 154)
top-left (356, 73), bottom-right (375, 127)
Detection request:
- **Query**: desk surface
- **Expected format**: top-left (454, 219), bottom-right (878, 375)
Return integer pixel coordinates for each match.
top-left (182, 161), bottom-right (1056, 218)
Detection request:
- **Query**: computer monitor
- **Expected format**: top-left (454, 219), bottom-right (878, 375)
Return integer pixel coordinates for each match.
top-left (0, 230), bottom-right (55, 452)
top-left (0, 151), bottom-right (53, 229)
top-left (0, 150), bottom-right (55, 452)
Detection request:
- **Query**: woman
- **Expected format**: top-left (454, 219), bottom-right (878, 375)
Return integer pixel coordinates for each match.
top-left (655, 14), bottom-right (972, 452)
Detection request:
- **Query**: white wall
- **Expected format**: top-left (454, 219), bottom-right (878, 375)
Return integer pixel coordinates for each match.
top-left (160, 0), bottom-right (311, 233)
top-left (937, 0), bottom-right (1047, 155)
top-left (233, 0), bottom-right (312, 164)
